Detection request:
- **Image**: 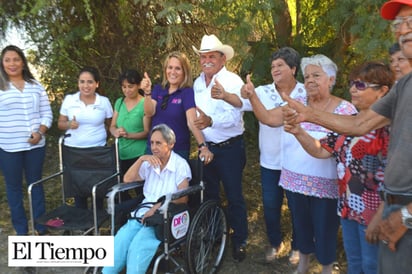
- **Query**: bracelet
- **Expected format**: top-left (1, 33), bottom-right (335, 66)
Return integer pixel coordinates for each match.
top-left (37, 131), bottom-right (45, 139)
top-left (198, 142), bottom-right (207, 149)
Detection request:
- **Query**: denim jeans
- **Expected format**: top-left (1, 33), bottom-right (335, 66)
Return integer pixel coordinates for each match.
top-left (0, 147), bottom-right (46, 235)
top-left (341, 218), bottom-right (378, 274)
top-left (102, 219), bottom-right (161, 274)
top-left (289, 191), bottom-right (340, 265)
top-left (260, 166), bottom-right (297, 249)
top-left (204, 137), bottom-right (247, 247)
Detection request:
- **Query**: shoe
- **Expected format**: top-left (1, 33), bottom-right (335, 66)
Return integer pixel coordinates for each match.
top-left (265, 242), bottom-right (285, 262)
top-left (289, 250), bottom-right (300, 265)
top-left (232, 244), bottom-right (246, 262)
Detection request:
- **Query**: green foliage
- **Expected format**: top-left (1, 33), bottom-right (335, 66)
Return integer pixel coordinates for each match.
top-left (0, 0), bottom-right (396, 135)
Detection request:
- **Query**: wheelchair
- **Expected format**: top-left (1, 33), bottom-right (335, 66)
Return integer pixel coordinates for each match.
top-left (28, 135), bottom-right (121, 236)
top-left (106, 159), bottom-right (228, 274)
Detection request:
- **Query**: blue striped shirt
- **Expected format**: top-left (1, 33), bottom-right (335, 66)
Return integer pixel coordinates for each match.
top-left (0, 81), bottom-right (53, 152)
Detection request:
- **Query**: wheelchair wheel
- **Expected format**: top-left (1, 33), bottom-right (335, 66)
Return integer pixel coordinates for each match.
top-left (185, 200), bottom-right (227, 274)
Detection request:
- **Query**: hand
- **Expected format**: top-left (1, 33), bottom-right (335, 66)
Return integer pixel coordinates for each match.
top-left (199, 147), bottom-right (213, 165)
top-left (117, 127), bottom-right (127, 138)
top-left (141, 72), bottom-right (152, 94)
top-left (141, 154), bottom-right (162, 168)
top-left (27, 131), bottom-right (42, 145)
top-left (281, 93), bottom-right (308, 124)
top-left (194, 107), bottom-right (212, 130)
top-left (69, 115), bottom-right (79, 129)
top-left (211, 79), bottom-right (226, 100)
top-left (378, 208), bottom-right (408, 252)
top-left (365, 203), bottom-right (384, 244)
top-left (240, 74), bottom-right (256, 99)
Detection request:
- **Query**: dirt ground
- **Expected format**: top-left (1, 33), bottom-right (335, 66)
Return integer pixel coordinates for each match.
top-left (0, 132), bottom-right (347, 274)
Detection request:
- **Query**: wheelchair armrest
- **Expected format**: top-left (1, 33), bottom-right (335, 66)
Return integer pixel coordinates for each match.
top-left (28, 170), bottom-right (63, 195)
top-left (158, 184), bottom-right (204, 213)
top-left (106, 181), bottom-right (144, 215)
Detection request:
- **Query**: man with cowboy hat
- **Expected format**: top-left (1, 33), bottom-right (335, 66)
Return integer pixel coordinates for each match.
top-left (192, 34), bottom-right (248, 262)
top-left (281, 1), bottom-right (412, 273)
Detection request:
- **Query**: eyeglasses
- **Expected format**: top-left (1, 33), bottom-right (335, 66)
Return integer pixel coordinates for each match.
top-left (160, 94), bottom-right (170, 110)
top-left (391, 16), bottom-right (412, 32)
top-left (349, 80), bottom-right (381, 91)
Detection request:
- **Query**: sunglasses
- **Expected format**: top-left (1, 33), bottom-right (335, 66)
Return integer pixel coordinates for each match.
top-left (349, 80), bottom-right (381, 91)
top-left (160, 94), bottom-right (170, 110)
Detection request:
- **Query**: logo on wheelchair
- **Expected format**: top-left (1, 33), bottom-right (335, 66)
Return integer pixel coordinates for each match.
top-left (171, 210), bottom-right (190, 239)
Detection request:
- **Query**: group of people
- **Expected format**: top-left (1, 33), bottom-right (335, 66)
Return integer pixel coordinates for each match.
top-left (2, 1), bottom-right (412, 273)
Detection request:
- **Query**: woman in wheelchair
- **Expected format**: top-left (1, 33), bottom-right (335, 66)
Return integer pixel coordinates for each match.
top-left (102, 123), bottom-right (191, 274)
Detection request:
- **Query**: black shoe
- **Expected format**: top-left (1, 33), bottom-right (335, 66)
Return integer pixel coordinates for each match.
top-left (232, 244), bottom-right (246, 262)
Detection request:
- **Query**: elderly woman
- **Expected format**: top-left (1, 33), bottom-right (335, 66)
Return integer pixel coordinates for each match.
top-left (229, 47), bottom-right (306, 263)
top-left (279, 54), bottom-right (357, 274)
top-left (102, 124), bottom-right (191, 274)
top-left (284, 62), bottom-right (393, 274)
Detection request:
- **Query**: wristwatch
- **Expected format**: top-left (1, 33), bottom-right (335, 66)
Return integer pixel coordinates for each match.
top-left (400, 206), bottom-right (412, 229)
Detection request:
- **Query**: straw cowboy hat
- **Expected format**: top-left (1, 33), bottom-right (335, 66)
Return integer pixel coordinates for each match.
top-left (192, 34), bottom-right (234, 61)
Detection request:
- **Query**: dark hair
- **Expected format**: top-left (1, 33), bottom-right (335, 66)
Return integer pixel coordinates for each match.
top-left (1, 45), bottom-right (36, 90)
top-left (78, 66), bottom-right (101, 92)
top-left (118, 69), bottom-right (142, 85)
top-left (388, 42), bottom-right (401, 55)
top-left (79, 66), bottom-right (100, 82)
top-left (271, 47), bottom-right (301, 77)
top-left (349, 61), bottom-right (394, 89)
top-left (118, 69), bottom-right (144, 96)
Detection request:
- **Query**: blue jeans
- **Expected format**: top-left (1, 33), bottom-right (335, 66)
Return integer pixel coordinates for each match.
top-left (341, 218), bottom-right (378, 274)
top-left (102, 219), bottom-right (161, 274)
top-left (0, 147), bottom-right (46, 235)
top-left (204, 137), bottom-right (247, 247)
top-left (261, 166), bottom-right (297, 249)
top-left (289, 191), bottom-right (340, 265)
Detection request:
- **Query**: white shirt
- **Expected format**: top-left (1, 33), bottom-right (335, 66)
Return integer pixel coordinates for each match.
top-left (60, 92), bottom-right (113, 147)
top-left (193, 67), bottom-right (244, 143)
top-left (241, 82), bottom-right (306, 170)
top-left (133, 151), bottom-right (192, 217)
top-left (0, 81), bottom-right (52, 152)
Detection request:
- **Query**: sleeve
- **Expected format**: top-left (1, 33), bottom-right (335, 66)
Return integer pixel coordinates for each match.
top-left (59, 94), bottom-right (71, 116)
top-left (320, 132), bottom-right (339, 155)
top-left (182, 87), bottom-right (196, 111)
top-left (38, 83), bottom-right (53, 128)
top-left (103, 97), bottom-right (113, 118)
top-left (176, 158), bottom-right (192, 188)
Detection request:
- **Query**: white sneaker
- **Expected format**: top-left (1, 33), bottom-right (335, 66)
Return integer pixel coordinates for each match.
top-left (289, 250), bottom-right (300, 265)
top-left (265, 242), bottom-right (285, 262)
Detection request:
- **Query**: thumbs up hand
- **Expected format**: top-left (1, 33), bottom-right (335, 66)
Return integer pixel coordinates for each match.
top-left (240, 74), bottom-right (255, 99)
top-left (69, 115), bottom-right (79, 129)
top-left (141, 72), bottom-right (152, 95)
top-left (211, 78), bottom-right (226, 100)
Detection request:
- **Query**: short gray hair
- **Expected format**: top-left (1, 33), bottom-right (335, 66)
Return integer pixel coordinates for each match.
top-left (301, 54), bottom-right (338, 87)
top-left (151, 124), bottom-right (176, 145)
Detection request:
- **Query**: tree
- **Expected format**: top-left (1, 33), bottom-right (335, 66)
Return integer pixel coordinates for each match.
top-left (0, 0), bottom-right (394, 134)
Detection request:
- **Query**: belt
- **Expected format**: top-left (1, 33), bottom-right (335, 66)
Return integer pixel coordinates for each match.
top-left (206, 135), bottom-right (243, 148)
top-left (380, 191), bottom-right (412, 206)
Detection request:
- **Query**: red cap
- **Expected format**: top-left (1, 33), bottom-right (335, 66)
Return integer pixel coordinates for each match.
top-left (381, 0), bottom-right (412, 20)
